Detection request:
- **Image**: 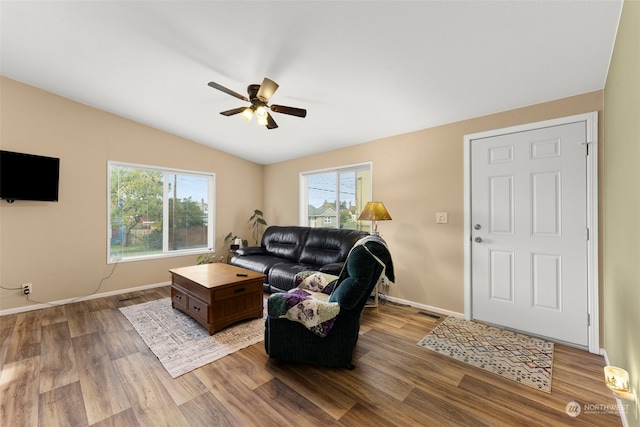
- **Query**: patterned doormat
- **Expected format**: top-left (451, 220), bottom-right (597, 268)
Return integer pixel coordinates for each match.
top-left (417, 317), bottom-right (554, 393)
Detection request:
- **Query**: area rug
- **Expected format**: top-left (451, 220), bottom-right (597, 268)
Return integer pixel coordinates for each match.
top-left (417, 316), bottom-right (554, 393)
top-left (120, 297), bottom-right (264, 378)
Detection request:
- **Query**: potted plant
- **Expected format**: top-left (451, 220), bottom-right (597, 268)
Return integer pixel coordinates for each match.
top-left (223, 232), bottom-right (248, 249)
top-left (196, 251), bottom-right (223, 265)
top-left (248, 209), bottom-right (267, 245)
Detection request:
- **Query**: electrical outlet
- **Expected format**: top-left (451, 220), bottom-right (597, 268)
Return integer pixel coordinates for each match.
top-left (22, 283), bottom-right (32, 296)
top-left (381, 276), bottom-right (389, 287)
top-left (436, 212), bottom-right (448, 224)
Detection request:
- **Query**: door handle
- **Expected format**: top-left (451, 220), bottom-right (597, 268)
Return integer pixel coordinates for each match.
top-left (474, 224), bottom-right (481, 230)
top-left (474, 237), bottom-right (482, 243)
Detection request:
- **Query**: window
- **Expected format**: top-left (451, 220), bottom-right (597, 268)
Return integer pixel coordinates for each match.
top-left (300, 163), bottom-right (372, 231)
top-left (108, 162), bottom-right (215, 262)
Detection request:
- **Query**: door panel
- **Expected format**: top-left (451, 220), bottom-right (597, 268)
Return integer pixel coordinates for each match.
top-left (490, 175), bottom-right (514, 234)
top-left (532, 172), bottom-right (561, 236)
top-left (471, 122), bottom-right (588, 346)
top-left (531, 253), bottom-right (561, 310)
top-left (489, 250), bottom-right (514, 302)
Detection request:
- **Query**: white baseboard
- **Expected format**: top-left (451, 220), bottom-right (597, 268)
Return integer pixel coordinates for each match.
top-left (382, 293), bottom-right (464, 319)
top-left (2, 284), bottom-right (462, 319)
top-left (0, 281), bottom-right (170, 317)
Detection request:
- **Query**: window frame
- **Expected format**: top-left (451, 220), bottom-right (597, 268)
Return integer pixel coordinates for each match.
top-left (299, 162), bottom-right (372, 230)
top-left (107, 161), bottom-right (216, 264)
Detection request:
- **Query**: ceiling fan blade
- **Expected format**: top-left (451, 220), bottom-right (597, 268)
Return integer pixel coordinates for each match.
top-left (270, 104), bottom-right (307, 118)
top-left (220, 107), bottom-right (247, 116)
top-left (266, 112), bottom-right (278, 129)
top-left (257, 77), bottom-right (279, 103)
top-left (208, 81), bottom-right (249, 102)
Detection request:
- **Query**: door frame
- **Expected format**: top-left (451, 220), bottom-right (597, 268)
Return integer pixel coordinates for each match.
top-left (463, 112), bottom-right (599, 353)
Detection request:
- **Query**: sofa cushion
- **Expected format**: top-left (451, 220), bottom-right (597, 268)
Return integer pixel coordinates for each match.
top-left (268, 261), bottom-right (318, 291)
top-left (261, 226), bottom-right (310, 262)
top-left (299, 228), bottom-right (367, 266)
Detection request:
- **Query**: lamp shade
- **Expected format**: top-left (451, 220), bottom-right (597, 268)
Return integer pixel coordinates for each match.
top-left (358, 202), bottom-right (392, 221)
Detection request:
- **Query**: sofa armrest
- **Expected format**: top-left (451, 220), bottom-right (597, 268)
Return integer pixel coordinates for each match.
top-left (235, 246), bottom-right (266, 256)
top-left (319, 262), bottom-right (344, 276)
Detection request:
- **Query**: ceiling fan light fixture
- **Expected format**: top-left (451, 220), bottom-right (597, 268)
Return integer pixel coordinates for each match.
top-left (241, 108), bottom-right (253, 122)
top-left (208, 78), bottom-right (306, 130)
top-left (255, 106), bottom-right (268, 126)
top-left (255, 106), bottom-right (268, 118)
top-left (256, 115), bottom-right (268, 126)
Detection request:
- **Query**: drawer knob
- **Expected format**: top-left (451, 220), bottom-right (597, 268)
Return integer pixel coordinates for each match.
top-left (175, 295), bottom-right (182, 300)
top-left (193, 306), bottom-right (201, 312)
top-left (234, 287), bottom-right (246, 294)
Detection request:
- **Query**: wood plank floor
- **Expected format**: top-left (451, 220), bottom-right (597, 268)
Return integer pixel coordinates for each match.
top-left (0, 286), bottom-right (623, 426)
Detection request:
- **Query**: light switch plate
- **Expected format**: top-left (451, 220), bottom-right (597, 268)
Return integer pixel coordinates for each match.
top-left (436, 212), bottom-right (448, 224)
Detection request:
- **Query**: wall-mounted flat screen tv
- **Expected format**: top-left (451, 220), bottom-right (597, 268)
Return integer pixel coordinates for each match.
top-left (0, 150), bottom-right (60, 202)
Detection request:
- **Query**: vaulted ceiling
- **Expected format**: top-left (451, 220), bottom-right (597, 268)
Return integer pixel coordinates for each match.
top-left (0, 1), bottom-right (622, 164)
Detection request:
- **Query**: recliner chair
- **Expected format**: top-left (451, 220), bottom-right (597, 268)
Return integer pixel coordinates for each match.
top-left (264, 236), bottom-right (394, 369)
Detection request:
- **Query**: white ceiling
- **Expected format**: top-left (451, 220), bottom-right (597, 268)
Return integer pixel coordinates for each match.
top-left (0, 1), bottom-right (622, 165)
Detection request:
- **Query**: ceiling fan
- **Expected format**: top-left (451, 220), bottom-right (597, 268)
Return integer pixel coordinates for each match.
top-left (207, 77), bottom-right (307, 129)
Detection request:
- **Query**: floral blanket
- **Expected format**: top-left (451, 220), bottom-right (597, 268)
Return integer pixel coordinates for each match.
top-left (268, 272), bottom-right (340, 337)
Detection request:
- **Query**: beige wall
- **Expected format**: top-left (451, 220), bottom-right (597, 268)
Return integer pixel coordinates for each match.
top-left (0, 77), bottom-right (263, 311)
top-left (264, 91), bottom-right (603, 314)
top-left (1, 78), bottom-right (608, 327)
top-left (604, 0), bottom-right (640, 423)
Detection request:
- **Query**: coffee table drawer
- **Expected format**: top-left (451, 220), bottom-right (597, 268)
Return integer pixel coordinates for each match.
top-left (171, 286), bottom-right (188, 311)
top-left (214, 281), bottom-right (262, 300)
top-left (187, 295), bottom-right (210, 324)
top-left (172, 274), bottom-right (211, 303)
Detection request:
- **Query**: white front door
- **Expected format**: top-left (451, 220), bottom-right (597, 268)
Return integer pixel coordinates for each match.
top-left (468, 117), bottom-right (594, 348)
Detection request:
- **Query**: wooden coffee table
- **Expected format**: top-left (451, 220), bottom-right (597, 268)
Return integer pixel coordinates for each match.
top-left (169, 263), bottom-right (266, 334)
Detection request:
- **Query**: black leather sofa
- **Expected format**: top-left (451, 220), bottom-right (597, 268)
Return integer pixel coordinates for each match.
top-left (229, 225), bottom-right (368, 293)
top-left (265, 238), bottom-right (394, 368)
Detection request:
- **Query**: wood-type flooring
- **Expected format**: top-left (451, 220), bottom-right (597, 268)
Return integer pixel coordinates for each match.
top-left (0, 286), bottom-right (624, 426)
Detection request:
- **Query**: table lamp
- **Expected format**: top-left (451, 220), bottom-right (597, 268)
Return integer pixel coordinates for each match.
top-left (358, 201), bottom-right (392, 235)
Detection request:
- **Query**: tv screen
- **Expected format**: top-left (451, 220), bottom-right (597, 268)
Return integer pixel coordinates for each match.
top-left (0, 150), bottom-right (60, 202)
